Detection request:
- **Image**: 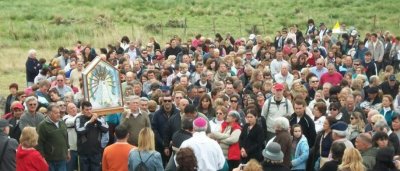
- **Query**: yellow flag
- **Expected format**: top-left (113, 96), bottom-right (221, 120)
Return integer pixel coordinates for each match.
top-left (332, 21), bottom-right (340, 33)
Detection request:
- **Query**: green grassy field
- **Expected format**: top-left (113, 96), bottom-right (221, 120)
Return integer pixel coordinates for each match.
top-left (0, 0), bottom-right (400, 95)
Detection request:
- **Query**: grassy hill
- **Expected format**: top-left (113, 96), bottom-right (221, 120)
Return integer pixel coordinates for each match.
top-left (0, 0), bottom-right (399, 95)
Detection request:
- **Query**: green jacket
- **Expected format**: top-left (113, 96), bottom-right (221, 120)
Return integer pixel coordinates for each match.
top-left (36, 117), bottom-right (69, 161)
top-left (360, 147), bottom-right (378, 169)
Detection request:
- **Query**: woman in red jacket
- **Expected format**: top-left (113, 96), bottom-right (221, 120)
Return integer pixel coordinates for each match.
top-left (16, 127), bottom-right (49, 171)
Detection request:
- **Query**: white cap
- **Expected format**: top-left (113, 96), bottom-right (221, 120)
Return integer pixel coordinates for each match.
top-left (249, 34), bottom-right (255, 40)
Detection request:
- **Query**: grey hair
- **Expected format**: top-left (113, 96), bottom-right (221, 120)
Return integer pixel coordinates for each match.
top-left (327, 63), bottom-right (336, 69)
top-left (47, 104), bottom-right (60, 115)
top-left (332, 130), bottom-right (347, 138)
top-left (132, 80), bottom-right (142, 87)
top-left (77, 59), bottom-right (84, 63)
top-left (25, 96), bottom-right (38, 104)
top-left (195, 62), bottom-right (204, 68)
top-left (28, 49), bottom-right (36, 56)
top-left (274, 117), bottom-right (290, 131)
top-left (131, 95), bottom-right (140, 102)
top-left (140, 97), bottom-right (149, 103)
top-left (200, 72), bottom-right (207, 78)
top-left (370, 76), bottom-right (380, 84)
top-left (244, 64), bottom-right (254, 71)
top-left (228, 110), bottom-right (240, 121)
top-left (135, 58), bottom-right (143, 63)
top-left (373, 120), bottom-right (389, 132)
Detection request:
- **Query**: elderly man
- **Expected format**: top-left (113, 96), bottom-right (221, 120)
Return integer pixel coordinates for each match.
top-left (37, 104), bottom-right (69, 171)
top-left (262, 84), bottom-right (294, 141)
top-left (339, 95), bottom-right (366, 124)
top-left (180, 117), bottom-right (225, 171)
top-left (319, 63), bottom-right (343, 86)
top-left (63, 103), bottom-right (81, 171)
top-left (140, 97), bottom-right (150, 114)
top-left (132, 81), bottom-right (147, 97)
top-left (19, 96), bottom-right (45, 130)
top-left (122, 71), bottom-right (135, 93)
top-left (274, 63), bottom-right (294, 89)
top-left (355, 133), bottom-right (378, 169)
top-left (143, 70), bottom-right (156, 94)
top-left (69, 59), bottom-right (84, 87)
top-left (322, 83), bottom-right (332, 101)
top-left (190, 62), bottom-right (204, 84)
top-left (0, 119), bottom-right (19, 171)
top-left (187, 86), bottom-right (199, 106)
top-left (310, 58), bottom-right (328, 79)
top-left (373, 120), bottom-right (400, 154)
top-left (338, 56), bottom-right (353, 76)
top-left (53, 74), bottom-right (73, 99)
top-left (120, 96), bottom-right (150, 146)
top-left (330, 122), bottom-right (353, 161)
top-left (25, 49), bottom-right (42, 87)
top-left (364, 109), bottom-right (379, 132)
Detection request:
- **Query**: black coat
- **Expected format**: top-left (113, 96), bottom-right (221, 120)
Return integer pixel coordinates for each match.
top-left (261, 162), bottom-right (291, 171)
top-left (151, 104), bottom-right (180, 147)
top-left (289, 113), bottom-right (317, 147)
top-left (239, 123), bottom-right (264, 163)
top-left (164, 46), bottom-right (182, 59)
top-left (339, 106), bottom-right (366, 124)
top-left (25, 57), bottom-right (42, 82)
top-left (194, 80), bottom-right (212, 93)
top-left (8, 117), bottom-right (21, 143)
top-left (380, 81), bottom-right (400, 99)
top-left (5, 94), bottom-right (18, 114)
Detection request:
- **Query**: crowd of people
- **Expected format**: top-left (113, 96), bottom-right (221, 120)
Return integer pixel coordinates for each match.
top-left (1, 18), bottom-right (400, 171)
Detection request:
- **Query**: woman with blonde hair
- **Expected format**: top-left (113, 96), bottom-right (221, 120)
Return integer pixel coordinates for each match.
top-left (346, 111), bottom-right (365, 142)
top-left (338, 148), bottom-right (366, 171)
top-left (128, 127), bottom-right (163, 171)
top-left (16, 127), bottom-right (49, 171)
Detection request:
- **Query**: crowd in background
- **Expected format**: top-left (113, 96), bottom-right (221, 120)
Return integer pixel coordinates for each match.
top-left (1, 18), bottom-right (400, 171)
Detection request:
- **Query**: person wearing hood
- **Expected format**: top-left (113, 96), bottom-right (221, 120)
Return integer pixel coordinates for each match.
top-left (290, 124), bottom-right (309, 171)
top-left (36, 104), bottom-right (69, 171)
top-left (16, 127), bottom-right (49, 171)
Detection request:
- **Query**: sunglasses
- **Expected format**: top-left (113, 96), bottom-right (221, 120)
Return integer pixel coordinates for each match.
top-left (198, 91), bottom-right (205, 93)
top-left (29, 103), bottom-right (37, 106)
top-left (329, 108), bottom-right (338, 111)
top-left (216, 112), bottom-right (224, 115)
top-left (230, 100), bottom-right (238, 103)
top-left (329, 100), bottom-right (338, 103)
top-left (163, 100), bottom-right (172, 103)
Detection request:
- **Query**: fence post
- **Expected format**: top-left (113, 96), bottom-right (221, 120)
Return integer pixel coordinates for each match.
top-left (262, 18), bottom-right (266, 35)
top-left (373, 15), bottom-right (376, 30)
top-left (330, 15), bottom-right (333, 26)
top-left (131, 24), bottom-right (134, 39)
top-left (213, 20), bottom-right (216, 35)
top-left (238, 17), bottom-right (242, 37)
top-left (161, 21), bottom-right (163, 38)
top-left (184, 18), bottom-right (187, 37)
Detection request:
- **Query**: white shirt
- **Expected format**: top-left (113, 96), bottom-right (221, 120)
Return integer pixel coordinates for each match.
top-left (128, 48), bottom-right (137, 62)
top-left (180, 132), bottom-right (225, 171)
top-left (63, 113), bottom-right (82, 151)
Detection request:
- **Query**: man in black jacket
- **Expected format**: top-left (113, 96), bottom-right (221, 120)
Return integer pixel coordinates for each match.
top-left (340, 94), bottom-right (366, 124)
top-left (0, 119), bottom-right (19, 171)
top-left (289, 99), bottom-right (316, 147)
top-left (380, 74), bottom-right (400, 99)
top-left (75, 101), bottom-right (108, 171)
top-left (164, 39), bottom-right (182, 59)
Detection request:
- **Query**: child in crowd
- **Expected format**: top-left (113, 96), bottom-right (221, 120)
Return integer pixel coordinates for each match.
top-left (291, 124), bottom-right (309, 171)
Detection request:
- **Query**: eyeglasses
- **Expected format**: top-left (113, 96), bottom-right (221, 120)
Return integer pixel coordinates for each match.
top-left (59, 104), bottom-right (66, 107)
top-left (317, 63), bottom-right (323, 65)
top-left (246, 54), bottom-right (252, 56)
top-left (230, 100), bottom-right (238, 103)
top-left (163, 100), bottom-right (172, 103)
top-left (216, 112), bottom-right (224, 115)
top-left (329, 108), bottom-right (338, 111)
top-left (29, 103), bottom-right (37, 106)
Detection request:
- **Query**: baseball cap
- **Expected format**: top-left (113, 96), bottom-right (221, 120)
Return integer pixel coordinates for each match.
top-left (389, 74), bottom-right (396, 81)
top-left (0, 119), bottom-right (8, 129)
top-left (12, 103), bottom-right (24, 110)
top-left (161, 86), bottom-right (170, 92)
top-left (274, 84), bottom-right (284, 91)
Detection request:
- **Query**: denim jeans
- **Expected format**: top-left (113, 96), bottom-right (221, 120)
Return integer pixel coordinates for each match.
top-left (79, 153), bottom-right (102, 171)
top-left (47, 160), bottom-right (67, 171)
top-left (67, 150), bottom-right (78, 171)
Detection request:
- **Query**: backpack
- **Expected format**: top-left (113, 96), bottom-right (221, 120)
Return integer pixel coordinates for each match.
top-left (135, 152), bottom-right (155, 171)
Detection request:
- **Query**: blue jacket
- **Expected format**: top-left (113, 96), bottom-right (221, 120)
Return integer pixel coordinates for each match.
top-left (291, 135), bottom-right (309, 170)
top-left (151, 105), bottom-right (180, 146)
top-left (354, 47), bottom-right (369, 61)
top-left (128, 149), bottom-right (164, 171)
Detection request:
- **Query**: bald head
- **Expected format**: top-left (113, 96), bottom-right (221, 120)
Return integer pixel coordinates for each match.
top-left (367, 109), bottom-right (379, 123)
top-left (281, 63), bottom-right (289, 75)
top-left (179, 99), bottom-right (189, 111)
top-left (126, 72), bottom-right (134, 82)
top-left (355, 133), bottom-right (372, 151)
top-left (66, 103), bottom-right (77, 116)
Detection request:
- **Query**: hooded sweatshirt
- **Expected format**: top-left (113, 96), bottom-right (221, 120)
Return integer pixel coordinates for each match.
top-left (16, 146), bottom-right (49, 171)
top-left (291, 135), bottom-right (309, 170)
